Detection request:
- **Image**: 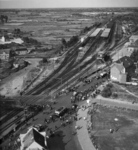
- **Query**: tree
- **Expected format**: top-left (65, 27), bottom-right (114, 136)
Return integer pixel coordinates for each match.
top-left (0, 15), bottom-right (8, 23)
top-left (67, 35), bottom-right (79, 47)
top-left (130, 50), bottom-right (138, 63)
top-left (61, 38), bottom-right (67, 46)
top-left (42, 58), bottom-right (48, 63)
top-left (106, 83), bottom-right (113, 88)
top-left (112, 92), bottom-right (118, 98)
top-left (101, 87), bottom-right (112, 98)
top-left (5, 15), bottom-right (8, 23)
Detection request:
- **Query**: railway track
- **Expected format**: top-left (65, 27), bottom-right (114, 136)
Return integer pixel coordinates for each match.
top-left (25, 27), bottom-right (97, 95)
top-left (25, 41), bottom-right (81, 95)
top-left (34, 35), bottom-right (104, 96)
top-left (32, 34), bottom-right (103, 95)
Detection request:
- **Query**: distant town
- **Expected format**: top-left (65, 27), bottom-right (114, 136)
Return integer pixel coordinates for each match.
top-left (0, 7), bottom-right (138, 150)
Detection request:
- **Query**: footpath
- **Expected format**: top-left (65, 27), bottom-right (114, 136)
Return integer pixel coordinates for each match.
top-left (75, 94), bottom-right (138, 150)
top-left (76, 105), bottom-right (96, 150)
top-left (93, 95), bottom-right (138, 110)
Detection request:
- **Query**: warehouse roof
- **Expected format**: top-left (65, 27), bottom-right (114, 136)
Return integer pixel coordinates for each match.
top-left (90, 28), bottom-right (104, 37)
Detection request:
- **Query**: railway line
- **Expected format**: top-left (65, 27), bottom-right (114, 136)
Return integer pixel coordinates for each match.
top-left (25, 26), bottom-right (98, 95)
top-left (31, 32), bottom-right (103, 95)
top-left (1, 19), bottom-right (128, 143)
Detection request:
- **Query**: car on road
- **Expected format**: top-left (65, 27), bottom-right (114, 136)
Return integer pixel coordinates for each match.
top-left (55, 106), bottom-right (68, 116)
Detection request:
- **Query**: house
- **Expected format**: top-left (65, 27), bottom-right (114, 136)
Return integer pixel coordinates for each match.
top-left (110, 63), bottom-right (127, 83)
top-left (15, 47), bottom-right (28, 55)
top-left (129, 35), bottom-right (138, 44)
top-left (0, 36), bottom-right (24, 45)
top-left (0, 36), bottom-right (5, 42)
top-left (128, 39), bottom-right (138, 52)
top-left (110, 56), bottom-right (134, 83)
top-left (13, 59), bottom-right (28, 69)
top-left (20, 128), bottom-right (48, 150)
top-left (0, 49), bottom-right (11, 60)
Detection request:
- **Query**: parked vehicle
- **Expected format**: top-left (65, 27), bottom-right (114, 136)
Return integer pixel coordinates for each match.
top-left (55, 106), bottom-right (67, 116)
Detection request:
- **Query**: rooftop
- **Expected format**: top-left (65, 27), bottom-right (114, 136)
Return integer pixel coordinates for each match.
top-left (112, 63), bottom-right (125, 72)
top-left (128, 39), bottom-right (138, 48)
top-left (0, 49), bottom-right (11, 54)
top-left (116, 56), bottom-right (134, 69)
top-left (20, 128), bottom-right (47, 150)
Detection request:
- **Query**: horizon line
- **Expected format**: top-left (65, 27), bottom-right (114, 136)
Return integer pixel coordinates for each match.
top-left (0, 6), bottom-right (138, 10)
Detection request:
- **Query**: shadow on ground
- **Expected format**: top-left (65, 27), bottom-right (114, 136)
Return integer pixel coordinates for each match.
top-left (47, 130), bottom-right (67, 150)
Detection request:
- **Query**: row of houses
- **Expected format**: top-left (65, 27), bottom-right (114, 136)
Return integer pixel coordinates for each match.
top-left (0, 47), bottom-right (33, 61)
top-left (110, 35), bottom-right (138, 83)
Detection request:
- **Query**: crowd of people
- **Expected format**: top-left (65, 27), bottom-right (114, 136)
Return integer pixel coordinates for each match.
top-left (1, 70), bottom-right (107, 150)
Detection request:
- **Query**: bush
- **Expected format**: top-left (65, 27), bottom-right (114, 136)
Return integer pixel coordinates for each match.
top-left (101, 87), bottom-right (112, 98)
top-left (106, 83), bottom-right (113, 88)
top-left (112, 92), bottom-right (118, 98)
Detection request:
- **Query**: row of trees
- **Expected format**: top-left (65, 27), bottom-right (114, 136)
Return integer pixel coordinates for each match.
top-left (22, 37), bottom-right (41, 45)
top-left (0, 15), bottom-right (8, 23)
top-left (130, 50), bottom-right (138, 63)
top-left (61, 35), bottom-right (79, 48)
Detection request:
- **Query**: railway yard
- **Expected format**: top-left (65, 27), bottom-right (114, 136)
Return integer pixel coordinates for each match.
top-left (0, 8), bottom-right (138, 150)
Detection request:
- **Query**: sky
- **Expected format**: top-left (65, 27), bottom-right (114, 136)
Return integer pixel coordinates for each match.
top-left (0, 0), bottom-right (138, 9)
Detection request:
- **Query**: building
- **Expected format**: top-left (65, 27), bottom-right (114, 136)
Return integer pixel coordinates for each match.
top-left (0, 36), bottom-right (24, 45)
top-left (128, 39), bottom-right (138, 52)
top-left (90, 28), bottom-right (104, 37)
top-left (13, 59), bottom-right (28, 69)
top-left (101, 28), bottom-right (111, 38)
top-left (129, 35), bottom-right (138, 44)
top-left (110, 56), bottom-right (134, 83)
top-left (110, 63), bottom-right (127, 83)
top-left (20, 128), bottom-right (48, 150)
top-left (15, 47), bottom-right (28, 55)
top-left (0, 49), bottom-right (11, 60)
top-left (0, 36), bottom-right (5, 42)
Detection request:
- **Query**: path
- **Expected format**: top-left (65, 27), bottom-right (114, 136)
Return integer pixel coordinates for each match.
top-left (76, 106), bottom-right (96, 150)
top-left (117, 84), bottom-right (138, 99)
top-left (93, 95), bottom-right (138, 110)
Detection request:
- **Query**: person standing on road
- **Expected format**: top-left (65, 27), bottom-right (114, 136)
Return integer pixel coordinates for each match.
top-left (55, 125), bottom-right (58, 130)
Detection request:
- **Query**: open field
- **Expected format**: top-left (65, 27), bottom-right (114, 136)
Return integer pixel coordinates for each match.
top-left (102, 82), bottom-right (138, 103)
top-left (0, 10), bottom-right (100, 45)
top-left (121, 84), bottom-right (138, 97)
top-left (89, 105), bottom-right (138, 150)
top-left (111, 83), bottom-right (138, 103)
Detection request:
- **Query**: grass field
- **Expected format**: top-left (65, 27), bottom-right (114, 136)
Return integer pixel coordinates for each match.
top-left (0, 9), bottom-right (100, 46)
top-left (122, 84), bottom-right (138, 97)
top-left (89, 105), bottom-right (138, 150)
top-left (104, 83), bottom-right (138, 103)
